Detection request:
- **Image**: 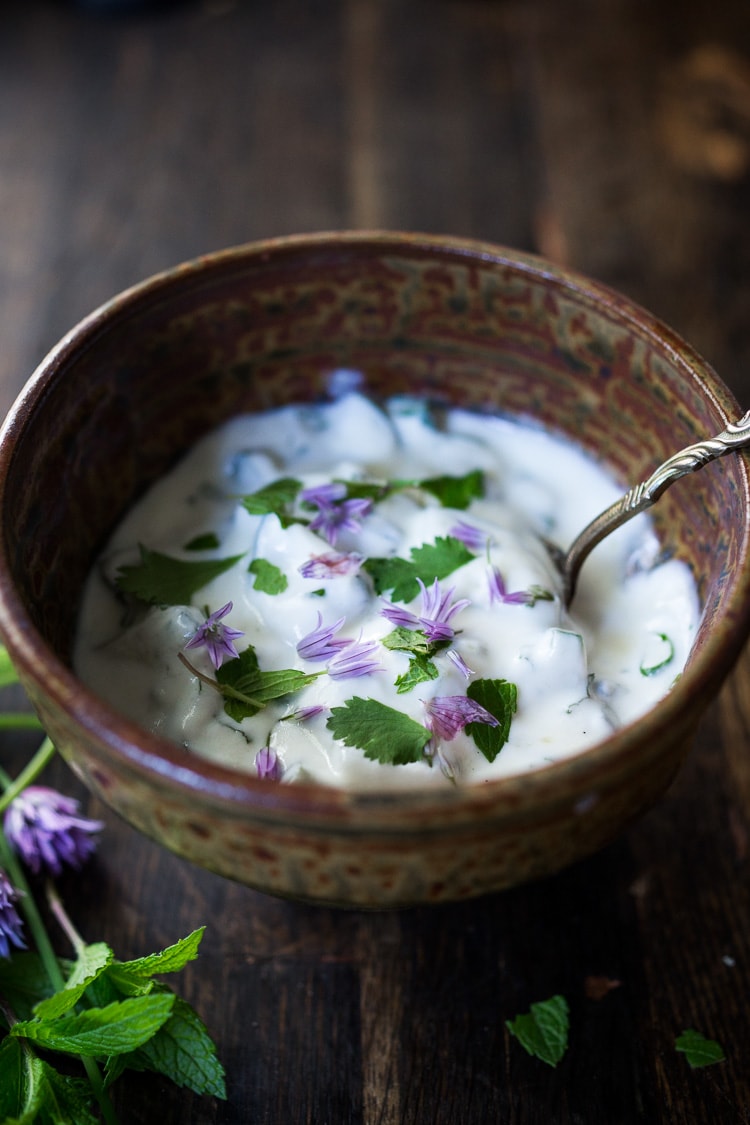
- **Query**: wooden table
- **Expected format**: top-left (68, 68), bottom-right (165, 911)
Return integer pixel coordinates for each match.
top-left (2, 1), bottom-right (750, 1120)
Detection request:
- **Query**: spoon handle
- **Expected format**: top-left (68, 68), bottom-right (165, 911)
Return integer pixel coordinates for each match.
top-left (562, 410), bottom-right (750, 606)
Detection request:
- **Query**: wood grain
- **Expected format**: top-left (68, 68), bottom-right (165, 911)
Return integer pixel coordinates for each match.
top-left (1, 1), bottom-right (750, 1121)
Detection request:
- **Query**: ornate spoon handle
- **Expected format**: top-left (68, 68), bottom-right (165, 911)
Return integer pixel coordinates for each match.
top-left (561, 410), bottom-right (750, 606)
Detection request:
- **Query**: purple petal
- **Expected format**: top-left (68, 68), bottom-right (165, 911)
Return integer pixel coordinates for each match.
top-left (0, 870), bottom-right (25, 958)
top-left (423, 695), bottom-right (499, 741)
top-left (184, 601), bottom-right (245, 669)
top-left (300, 482), bottom-right (347, 508)
top-left (488, 567), bottom-right (533, 606)
top-left (381, 601), bottom-right (421, 630)
top-left (449, 521), bottom-right (489, 552)
top-left (309, 497), bottom-right (373, 547)
top-left (255, 746), bottom-right (283, 780)
top-left (447, 649), bottom-right (473, 678)
top-left (296, 613), bottom-right (350, 661)
top-left (299, 551), bottom-right (364, 579)
top-left (327, 636), bottom-right (383, 680)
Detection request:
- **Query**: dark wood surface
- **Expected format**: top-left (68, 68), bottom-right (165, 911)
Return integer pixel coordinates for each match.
top-left (2, 1), bottom-right (750, 1121)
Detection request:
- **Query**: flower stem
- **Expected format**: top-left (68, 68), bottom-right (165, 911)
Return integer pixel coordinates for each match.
top-left (45, 878), bottom-right (86, 956)
top-left (0, 736), bottom-right (56, 815)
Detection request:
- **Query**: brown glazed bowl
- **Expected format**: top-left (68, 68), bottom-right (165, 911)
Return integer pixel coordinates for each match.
top-left (0, 232), bottom-right (749, 908)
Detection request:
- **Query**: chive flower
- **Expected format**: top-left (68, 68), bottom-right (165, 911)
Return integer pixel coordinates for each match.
top-left (0, 870), bottom-right (25, 958)
top-left (298, 551), bottom-right (364, 579)
top-left (184, 601), bottom-right (244, 669)
top-left (423, 695), bottom-right (499, 741)
top-left (296, 613), bottom-right (350, 661)
top-left (255, 746), bottom-right (283, 780)
top-left (3, 786), bottom-right (104, 877)
top-left (301, 483), bottom-right (373, 547)
top-left (449, 520), bottom-right (490, 552)
top-left (326, 635), bottom-right (383, 680)
top-left (381, 577), bottom-right (470, 643)
top-left (487, 567), bottom-right (535, 606)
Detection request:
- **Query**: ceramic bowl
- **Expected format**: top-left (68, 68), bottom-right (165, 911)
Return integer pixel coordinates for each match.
top-left (0, 232), bottom-right (748, 908)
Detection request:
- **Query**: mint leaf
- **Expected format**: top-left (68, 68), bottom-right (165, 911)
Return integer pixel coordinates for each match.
top-left (216, 646), bottom-right (320, 721)
top-left (364, 536), bottom-right (474, 602)
top-left (336, 480), bottom-right (394, 503)
top-left (466, 678), bottom-right (517, 762)
top-left (394, 655), bottom-right (439, 694)
top-left (115, 995), bottom-right (226, 1099)
top-left (327, 697), bottom-right (431, 765)
top-left (11, 994), bottom-right (175, 1058)
top-left (0, 952), bottom-right (61, 1022)
top-left (506, 995), bottom-right (569, 1067)
top-left (382, 627), bottom-right (445, 657)
top-left (184, 532), bottom-right (221, 551)
top-left (0, 1039), bottom-right (98, 1125)
top-left (116, 546), bottom-right (244, 606)
top-left (106, 928), bottom-right (205, 997)
top-left (675, 1028), bottom-right (726, 1068)
top-left (34, 942), bottom-right (113, 1020)
top-left (248, 557), bottom-right (288, 595)
top-left (418, 469), bottom-right (484, 509)
top-left (241, 477), bottom-right (302, 526)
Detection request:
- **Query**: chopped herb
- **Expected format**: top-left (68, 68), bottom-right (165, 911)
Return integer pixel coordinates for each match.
top-left (183, 532), bottom-right (221, 551)
top-left (506, 995), bottom-right (569, 1067)
top-left (116, 547), bottom-right (244, 607)
top-left (418, 468), bottom-right (485, 510)
top-left (675, 1029), bottom-right (726, 1068)
top-left (465, 678), bottom-right (517, 762)
top-left (394, 655), bottom-right (440, 694)
top-left (215, 645), bottom-right (320, 721)
top-left (364, 536), bottom-right (474, 602)
top-left (248, 557), bottom-right (288, 595)
top-left (241, 477), bottom-right (302, 526)
top-left (327, 697), bottom-right (431, 765)
top-left (640, 632), bottom-right (675, 677)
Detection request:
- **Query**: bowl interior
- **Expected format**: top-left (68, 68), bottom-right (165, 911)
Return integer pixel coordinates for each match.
top-left (2, 233), bottom-right (748, 776)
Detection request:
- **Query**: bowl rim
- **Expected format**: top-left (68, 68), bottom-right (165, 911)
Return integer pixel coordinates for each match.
top-left (1, 229), bottom-right (749, 822)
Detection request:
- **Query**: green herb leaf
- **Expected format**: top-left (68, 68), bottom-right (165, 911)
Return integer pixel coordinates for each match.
top-left (506, 995), bottom-right (569, 1067)
top-left (0, 952), bottom-right (62, 1022)
top-left (466, 679), bottom-right (517, 762)
top-left (114, 995), bottom-right (226, 1099)
top-left (116, 546), bottom-right (244, 607)
top-left (248, 557), bottom-right (288, 595)
top-left (418, 469), bottom-right (485, 510)
top-left (327, 697), bottom-right (431, 765)
top-left (336, 480), bottom-right (394, 503)
top-left (675, 1028), bottom-right (726, 1068)
top-left (394, 655), bottom-right (439, 694)
top-left (106, 928), bottom-right (205, 997)
top-left (640, 631), bottom-right (675, 677)
top-left (183, 532), bottom-right (221, 551)
top-left (11, 994), bottom-right (175, 1058)
top-left (364, 536), bottom-right (474, 602)
top-left (526, 585), bottom-right (554, 606)
top-left (241, 477), bottom-right (302, 527)
top-left (34, 942), bottom-right (114, 1021)
top-left (216, 646), bottom-right (320, 721)
top-left (0, 1038), bottom-right (98, 1125)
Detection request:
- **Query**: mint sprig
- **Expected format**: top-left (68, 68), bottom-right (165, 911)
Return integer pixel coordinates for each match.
top-left (116, 546), bottom-right (244, 607)
top-left (506, 995), bottom-right (569, 1067)
top-left (215, 645), bottom-right (320, 721)
top-left (466, 679), bottom-right (517, 762)
top-left (363, 536), bottom-right (474, 602)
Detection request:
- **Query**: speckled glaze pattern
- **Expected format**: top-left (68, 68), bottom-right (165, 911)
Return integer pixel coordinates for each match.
top-left (0, 232), bottom-right (749, 907)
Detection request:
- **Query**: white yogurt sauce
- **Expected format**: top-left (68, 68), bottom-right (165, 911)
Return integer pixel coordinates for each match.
top-left (74, 392), bottom-right (699, 789)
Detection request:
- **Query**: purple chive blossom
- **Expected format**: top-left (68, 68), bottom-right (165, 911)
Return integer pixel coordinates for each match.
top-left (308, 497), bottom-right (373, 547)
top-left (447, 648), bottom-right (473, 678)
top-left (255, 746), bottom-right (283, 781)
top-left (488, 567), bottom-right (534, 606)
top-left (184, 601), bottom-right (244, 669)
top-left (4, 787), bottom-right (104, 877)
top-left (327, 635), bottom-right (383, 680)
top-left (289, 704), bottom-right (327, 722)
top-left (299, 481), bottom-right (348, 508)
top-left (296, 613), bottom-right (350, 661)
top-left (381, 578), bottom-right (470, 643)
top-left (450, 520), bottom-right (490, 552)
top-left (299, 551), bottom-right (364, 579)
top-left (0, 870), bottom-right (25, 958)
top-left (423, 695), bottom-right (499, 742)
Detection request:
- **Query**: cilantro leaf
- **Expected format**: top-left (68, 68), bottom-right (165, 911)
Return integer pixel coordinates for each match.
top-left (327, 697), bottom-right (431, 765)
top-left (506, 995), bottom-right (569, 1067)
top-left (11, 994), bottom-right (175, 1058)
top-left (241, 477), bottom-right (302, 527)
top-left (364, 536), bottom-right (474, 602)
top-left (248, 557), bottom-right (288, 595)
top-left (465, 679), bottom-right (517, 762)
top-left (418, 469), bottom-right (485, 509)
top-left (675, 1028), bottom-right (726, 1068)
top-left (216, 646), bottom-right (320, 721)
top-left (395, 655), bottom-right (439, 694)
top-left (116, 546), bottom-right (244, 607)
top-left (184, 532), bottom-right (221, 551)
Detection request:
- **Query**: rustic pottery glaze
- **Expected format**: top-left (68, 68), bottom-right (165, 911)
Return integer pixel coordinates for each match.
top-left (0, 232), bottom-right (748, 908)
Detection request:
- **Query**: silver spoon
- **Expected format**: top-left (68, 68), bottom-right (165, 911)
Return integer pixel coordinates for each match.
top-left (559, 410), bottom-right (750, 607)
